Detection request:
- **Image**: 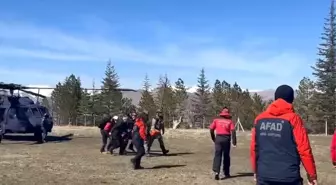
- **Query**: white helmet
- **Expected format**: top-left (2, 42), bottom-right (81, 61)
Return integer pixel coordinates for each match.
top-left (113, 115), bottom-right (118, 120)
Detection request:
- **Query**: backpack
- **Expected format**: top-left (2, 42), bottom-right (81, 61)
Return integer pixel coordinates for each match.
top-left (98, 117), bottom-right (110, 129)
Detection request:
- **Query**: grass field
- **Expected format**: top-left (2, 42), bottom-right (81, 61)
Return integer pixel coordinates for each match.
top-left (0, 126), bottom-right (334, 185)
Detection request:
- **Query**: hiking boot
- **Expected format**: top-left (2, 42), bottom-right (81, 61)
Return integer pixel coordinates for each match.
top-left (134, 165), bottom-right (144, 170)
top-left (214, 173), bottom-right (220, 180)
top-left (130, 158), bottom-right (136, 169)
top-left (163, 150), bottom-right (169, 155)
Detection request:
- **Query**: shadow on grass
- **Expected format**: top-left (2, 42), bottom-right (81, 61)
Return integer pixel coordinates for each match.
top-left (146, 164), bottom-right (186, 169)
top-left (3, 133), bottom-right (73, 144)
top-left (221, 172), bottom-right (254, 180)
top-left (149, 152), bottom-right (194, 157)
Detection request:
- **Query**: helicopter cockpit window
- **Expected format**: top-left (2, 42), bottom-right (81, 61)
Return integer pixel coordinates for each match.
top-left (16, 108), bottom-right (29, 119)
top-left (31, 108), bottom-right (41, 117)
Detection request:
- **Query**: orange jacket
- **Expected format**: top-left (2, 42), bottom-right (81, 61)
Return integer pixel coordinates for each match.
top-left (250, 99), bottom-right (317, 181)
top-left (134, 118), bottom-right (147, 141)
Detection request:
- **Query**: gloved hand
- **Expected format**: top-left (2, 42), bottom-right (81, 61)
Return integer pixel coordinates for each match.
top-left (307, 174), bottom-right (317, 185)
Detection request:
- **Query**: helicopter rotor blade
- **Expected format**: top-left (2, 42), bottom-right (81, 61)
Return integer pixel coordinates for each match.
top-left (1, 82), bottom-right (138, 92)
top-left (20, 89), bottom-right (46, 98)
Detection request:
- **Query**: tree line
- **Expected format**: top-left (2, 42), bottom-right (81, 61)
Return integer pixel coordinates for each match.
top-left (44, 61), bottom-right (268, 130)
top-left (44, 3), bottom-right (336, 134)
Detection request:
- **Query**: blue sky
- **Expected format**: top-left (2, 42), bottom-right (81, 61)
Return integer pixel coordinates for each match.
top-left (0, 0), bottom-right (331, 93)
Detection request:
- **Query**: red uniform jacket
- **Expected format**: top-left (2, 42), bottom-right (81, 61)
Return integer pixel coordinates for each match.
top-left (209, 118), bottom-right (235, 135)
top-left (250, 99), bottom-right (317, 182)
top-left (103, 122), bottom-right (113, 132)
top-left (133, 118), bottom-right (147, 141)
top-left (331, 129), bottom-right (336, 164)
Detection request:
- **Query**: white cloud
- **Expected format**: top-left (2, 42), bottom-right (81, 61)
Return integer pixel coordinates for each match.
top-left (0, 21), bottom-right (308, 78)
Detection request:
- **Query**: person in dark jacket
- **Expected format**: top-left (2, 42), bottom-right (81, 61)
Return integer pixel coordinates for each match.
top-left (126, 112), bottom-right (136, 152)
top-left (98, 115), bottom-right (113, 153)
top-left (146, 111), bottom-right (169, 156)
top-left (109, 115), bottom-right (129, 155)
top-left (130, 112), bottom-right (148, 170)
top-left (250, 85), bottom-right (317, 185)
top-left (209, 107), bottom-right (236, 180)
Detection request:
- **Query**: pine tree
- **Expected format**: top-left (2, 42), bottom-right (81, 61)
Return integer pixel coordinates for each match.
top-left (174, 78), bottom-right (188, 117)
top-left (121, 97), bottom-right (136, 115)
top-left (51, 74), bottom-right (82, 125)
top-left (311, 0), bottom-right (336, 133)
top-left (229, 82), bottom-right (243, 121)
top-left (100, 60), bottom-right (122, 116)
top-left (173, 78), bottom-right (189, 127)
top-left (138, 74), bottom-right (157, 119)
top-left (155, 74), bottom-right (176, 127)
top-left (191, 68), bottom-right (211, 128)
top-left (251, 93), bottom-right (266, 118)
top-left (79, 89), bottom-right (91, 118)
top-left (212, 79), bottom-right (225, 116)
top-left (294, 77), bottom-right (318, 132)
top-left (222, 80), bottom-right (232, 106)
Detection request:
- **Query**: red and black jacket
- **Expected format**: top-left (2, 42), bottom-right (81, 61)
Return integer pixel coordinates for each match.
top-left (250, 99), bottom-right (317, 182)
top-left (331, 129), bottom-right (336, 165)
top-left (132, 118), bottom-right (147, 142)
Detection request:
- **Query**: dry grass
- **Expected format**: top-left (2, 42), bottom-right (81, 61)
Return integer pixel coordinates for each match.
top-left (0, 126), bottom-right (335, 185)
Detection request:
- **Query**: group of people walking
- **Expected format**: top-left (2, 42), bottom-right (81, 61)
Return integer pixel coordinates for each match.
top-left (209, 84), bottom-right (336, 185)
top-left (98, 110), bottom-right (169, 169)
top-left (97, 84), bottom-right (336, 183)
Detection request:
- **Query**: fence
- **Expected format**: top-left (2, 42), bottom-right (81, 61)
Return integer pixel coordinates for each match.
top-left (52, 114), bottom-right (100, 127)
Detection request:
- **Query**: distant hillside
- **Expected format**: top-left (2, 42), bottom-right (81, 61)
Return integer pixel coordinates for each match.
top-left (122, 89), bottom-right (276, 106)
top-left (0, 89), bottom-right (277, 107)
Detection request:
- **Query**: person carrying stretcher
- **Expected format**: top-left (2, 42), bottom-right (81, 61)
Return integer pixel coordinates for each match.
top-left (146, 110), bottom-right (169, 156)
top-left (130, 112), bottom-right (148, 169)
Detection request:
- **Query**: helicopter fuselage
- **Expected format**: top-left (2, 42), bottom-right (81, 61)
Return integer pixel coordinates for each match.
top-left (0, 96), bottom-right (53, 135)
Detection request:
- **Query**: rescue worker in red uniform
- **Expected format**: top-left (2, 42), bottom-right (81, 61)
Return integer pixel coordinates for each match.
top-left (331, 129), bottom-right (336, 168)
top-left (99, 116), bottom-right (114, 153)
top-left (250, 85), bottom-right (317, 185)
top-left (130, 112), bottom-right (148, 170)
top-left (209, 107), bottom-right (237, 180)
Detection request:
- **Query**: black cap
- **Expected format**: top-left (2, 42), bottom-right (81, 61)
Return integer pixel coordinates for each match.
top-left (274, 85), bottom-right (294, 103)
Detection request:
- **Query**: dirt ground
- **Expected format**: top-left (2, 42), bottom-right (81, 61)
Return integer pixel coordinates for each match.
top-left (0, 127), bottom-right (335, 185)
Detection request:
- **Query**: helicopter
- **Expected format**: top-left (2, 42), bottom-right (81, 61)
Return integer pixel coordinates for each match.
top-left (0, 82), bottom-right (137, 143)
top-left (0, 82), bottom-right (53, 143)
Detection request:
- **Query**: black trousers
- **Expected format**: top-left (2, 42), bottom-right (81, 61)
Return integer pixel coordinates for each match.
top-left (100, 130), bottom-right (109, 152)
top-left (147, 134), bottom-right (167, 154)
top-left (257, 178), bottom-right (303, 185)
top-left (109, 134), bottom-right (127, 154)
top-left (213, 135), bottom-right (231, 175)
top-left (131, 137), bottom-right (145, 168)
